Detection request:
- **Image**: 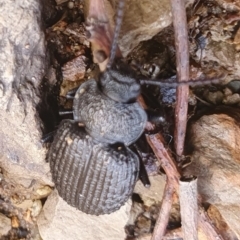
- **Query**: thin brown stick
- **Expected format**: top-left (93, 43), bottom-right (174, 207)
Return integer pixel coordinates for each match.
top-left (179, 176), bottom-right (198, 240)
top-left (151, 180), bottom-right (174, 240)
top-left (170, 0), bottom-right (190, 157)
top-left (146, 133), bottom-right (224, 240)
top-left (146, 134), bottom-right (180, 190)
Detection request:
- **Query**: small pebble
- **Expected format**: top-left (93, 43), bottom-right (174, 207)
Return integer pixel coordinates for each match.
top-left (0, 83), bottom-right (4, 98)
top-left (142, 211), bottom-right (151, 219)
top-left (30, 200), bottom-right (42, 218)
top-left (223, 93), bottom-right (240, 105)
top-left (68, 1), bottom-right (74, 9)
top-left (11, 216), bottom-right (19, 228)
top-left (203, 89), bottom-right (224, 104)
top-left (36, 186), bottom-right (52, 199)
top-left (0, 173), bottom-right (3, 182)
top-left (188, 90), bottom-right (197, 106)
top-left (0, 213), bottom-right (11, 237)
top-left (227, 80), bottom-right (240, 93)
top-left (135, 215), bottom-right (151, 234)
top-left (223, 87), bottom-right (232, 97)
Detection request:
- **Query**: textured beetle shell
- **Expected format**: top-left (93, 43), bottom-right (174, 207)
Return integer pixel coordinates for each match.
top-left (48, 120), bottom-right (139, 215)
top-left (73, 79), bottom-right (147, 146)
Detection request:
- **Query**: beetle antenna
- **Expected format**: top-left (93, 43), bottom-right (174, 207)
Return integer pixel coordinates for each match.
top-left (140, 76), bottom-right (223, 87)
top-left (107, 0), bottom-right (125, 69)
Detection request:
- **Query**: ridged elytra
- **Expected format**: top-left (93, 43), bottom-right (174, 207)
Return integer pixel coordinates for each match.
top-left (48, 120), bottom-right (139, 215)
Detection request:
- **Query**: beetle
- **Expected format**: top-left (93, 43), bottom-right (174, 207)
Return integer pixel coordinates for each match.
top-left (47, 0), bottom-right (149, 215)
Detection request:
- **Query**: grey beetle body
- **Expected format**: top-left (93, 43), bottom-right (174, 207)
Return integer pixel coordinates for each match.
top-left (48, 120), bottom-right (139, 215)
top-left (47, 0), bottom-right (148, 215)
top-left (48, 62), bottom-right (147, 215)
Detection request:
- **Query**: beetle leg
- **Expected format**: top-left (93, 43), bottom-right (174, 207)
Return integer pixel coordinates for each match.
top-left (41, 130), bottom-right (56, 143)
top-left (146, 109), bottom-right (166, 124)
top-left (132, 144), bottom-right (151, 188)
top-left (139, 156), bottom-right (151, 188)
top-left (66, 87), bottom-right (79, 99)
top-left (58, 109), bottom-right (73, 116)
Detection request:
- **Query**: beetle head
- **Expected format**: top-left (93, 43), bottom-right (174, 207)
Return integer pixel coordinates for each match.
top-left (99, 58), bottom-right (140, 103)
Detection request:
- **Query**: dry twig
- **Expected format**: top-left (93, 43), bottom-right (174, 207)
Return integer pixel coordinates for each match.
top-left (170, 0), bottom-right (190, 158)
top-left (147, 134), bottom-right (224, 240)
top-left (151, 180), bottom-right (174, 240)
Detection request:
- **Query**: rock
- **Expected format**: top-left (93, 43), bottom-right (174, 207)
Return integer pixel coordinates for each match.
top-left (117, 0), bottom-right (173, 56)
top-left (134, 175), bottom-right (166, 206)
top-left (127, 202), bottom-right (144, 225)
top-left (215, 0), bottom-right (240, 11)
top-left (0, 213), bottom-right (11, 237)
top-left (85, 0), bottom-right (193, 57)
top-left (203, 89), bottom-right (224, 104)
top-left (223, 93), bottom-right (240, 105)
top-left (135, 215), bottom-right (151, 236)
top-left (13, 199), bottom-right (34, 211)
top-left (0, 1), bottom-right (53, 237)
top-left (30, 200), bottom-right (43, 218)
top-left (37, 190), bottom-right (131, 240)
top-left (226, 80), bottom-right (240, 93)
top-left (135, 234), bottom-right (151, 240)
top-left (35, 186), bottom-right (53, 199)
top-left (118, 0), bottom-right (195, 56)
top-left (0, 0), bottom-right (53, 200)
top-left (207, 205), bottom-right (238, 240)
top-left (185, 108), bottom-right (240, 238)
top-left (13, 199), bottom-right (43, 221)
top-left (61, 53), bottom-right (87, 82)
top-left (187, 0), bottom-right (240, 83)
top-left (214, 204), bottom-right (240, 239)
top-left (223, 87), bottom-right (233, 97)
top-left (68, 1), bottom-right (75, 9)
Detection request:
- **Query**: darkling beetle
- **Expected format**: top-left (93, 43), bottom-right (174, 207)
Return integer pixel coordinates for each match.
top-left (47, 0), bottom-right (149, 215)
top-left (47, 0), bottom-right (222, 215)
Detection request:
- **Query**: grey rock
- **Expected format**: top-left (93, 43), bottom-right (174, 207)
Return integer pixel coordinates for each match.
top-left (118, 0), bottom-right (173, 56)
top-left (37, 189), bottom-right (131, 240)
top-left (85, 0), bottom-right (193, 57)
top-left (0, 0), bottom-right (53, 199)
top-left (0, 213), bottom-right (11, 237)
top-left (185, 110), bottom-right (240, 238)
top-left (134, 175), bottom-right (166, 207)
top-left (227, 80), bottom-right (240, 93)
